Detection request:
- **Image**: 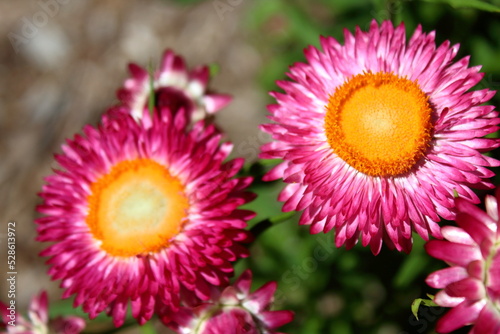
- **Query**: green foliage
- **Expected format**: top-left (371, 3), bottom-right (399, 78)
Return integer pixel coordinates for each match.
top-left (411, 295), bottom-right (438, 320)
top-left (208, 63), bottom-right (220, 77)
top-left (393, 237), bottom-right (430, 289)
top-left (164, 0), bottom-right (205, 5)
top-left (422, 0), bottom-right (500, 12)
top-left (139, 322), bottom-right (157, 334)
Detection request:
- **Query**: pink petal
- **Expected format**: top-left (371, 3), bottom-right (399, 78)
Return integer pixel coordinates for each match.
top-left (467, 260), bottom-right (484, 280)
top-left (425, 240), bottom-right (481, 266)
top-left (485, 194), bottom-right (499, 222)
top-left (234, 270), bottom-right (252, 295)
top-left (487, 251), bottom-right (500, 293)
top-left (440, 226), bottom-right (474, 245)
top-left (243, 282), bottom-right (277, 313)
top-left (260, 310), bottom-right (295, 329)
top-left (444, 277), bottom-right (485, 299)
top-left (426, 266), bottom-right (468, 289)
top-left (470, 305), bottom-right (500, 333)
top-left (204, 94), bottom-right (232, 114)
top-left (455, 197), bottom-right (497, 231)
top-left (30, 290), bottom-right (49, 324)
top-left (434, 290), bottom-right (465, 307)
top-left (436, 300), bottom-right (484, 333)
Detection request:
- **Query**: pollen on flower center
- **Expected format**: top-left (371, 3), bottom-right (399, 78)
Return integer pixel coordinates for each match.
top-left (86, 158), bottom-right (189, 257)
top-left (324, 71), bottom-right (433, 177)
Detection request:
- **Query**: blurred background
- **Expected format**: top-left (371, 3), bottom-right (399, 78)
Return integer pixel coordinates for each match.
top-left (2, 0), bottom-right (500, 333)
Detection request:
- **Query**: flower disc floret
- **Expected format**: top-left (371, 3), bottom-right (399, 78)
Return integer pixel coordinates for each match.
top-left (86, 158), bottom-right (189, 257)
top-left (325, 71), bottom-right (433, 177)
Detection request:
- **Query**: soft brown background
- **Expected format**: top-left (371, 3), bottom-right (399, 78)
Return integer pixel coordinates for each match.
top-left (1, 0), bottom-right (268, 331)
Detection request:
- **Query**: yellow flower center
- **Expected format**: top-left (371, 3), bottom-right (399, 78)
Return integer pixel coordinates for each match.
top-left (86, 158), bottom-right (189, 257)
top-left (324, 72), bottom-right (433, 177)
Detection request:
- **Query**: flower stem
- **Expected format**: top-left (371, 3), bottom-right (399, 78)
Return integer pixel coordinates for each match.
top-left (249, 211), bottom-right (296, 239)
top-left (148, 60), bottom-right (155, 115)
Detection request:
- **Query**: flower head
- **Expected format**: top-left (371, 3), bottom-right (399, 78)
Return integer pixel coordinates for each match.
top-left (165, 270), bottom-right (294, 334)
top-left (425, 191), bottom-right (500, 333)
top-left (36, 108), bottom-right (255, 326)
top-left (116, 49), bottom-right (231, 121)
top-left (0, 291), bottom-right (85, 334)
top-left (260, 20), bottom-right (500, 254)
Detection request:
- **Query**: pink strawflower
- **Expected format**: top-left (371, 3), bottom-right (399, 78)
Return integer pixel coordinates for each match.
top-left (116, 49), bottom-right (231, 121)
top-left (260, 20), bottom-right (500, 254)
top-left (165, 270), bottom-right (294, 334)
top-left (36, 108), bottom-right (255, 326)
top-left (425, 190), bottom-right (500, 333)
top-left (0, 291), bottom-right (85, 334)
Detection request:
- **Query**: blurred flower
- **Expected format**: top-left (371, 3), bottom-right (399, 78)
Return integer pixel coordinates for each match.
top-left (36, 108), bottom-right (255, 326)
top-left (260, 20), bottom-right (499, 254)
top-left (425, 191), bottom-right (500, 333)
top-left (0, 291), bottom-right (85, 334)
top-left (115, 49), bottom-right (231, 122)
top-left (165, 270), bottom-right (294, 334)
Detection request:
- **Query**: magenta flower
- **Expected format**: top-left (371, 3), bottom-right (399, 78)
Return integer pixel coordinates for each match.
top-left (165, 270), bottom-right (294, 334)
top-left (116, 49), bottom-right (231, 121)
top-left (36, 108), bottom-right (255, 326)
top-left (0, 291), bottom-right (85, 334)
top-left (426, 191), bottom-right (500, 333)
top-left (260, 20), bottom-right (499, 254)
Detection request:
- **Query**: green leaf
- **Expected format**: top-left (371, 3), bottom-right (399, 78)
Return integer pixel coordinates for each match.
top-left (411, 295), bottom-right (438, 320)
top-left (422, 0), bottom-right (500, 12)
top-left (411, 298), bottom-right (422, 320)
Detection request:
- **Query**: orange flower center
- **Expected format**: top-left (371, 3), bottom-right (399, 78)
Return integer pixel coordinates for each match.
top-left (86, 158), bottom-right (189, 257)
top-left (324, 72), bottom-right (433, 177)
